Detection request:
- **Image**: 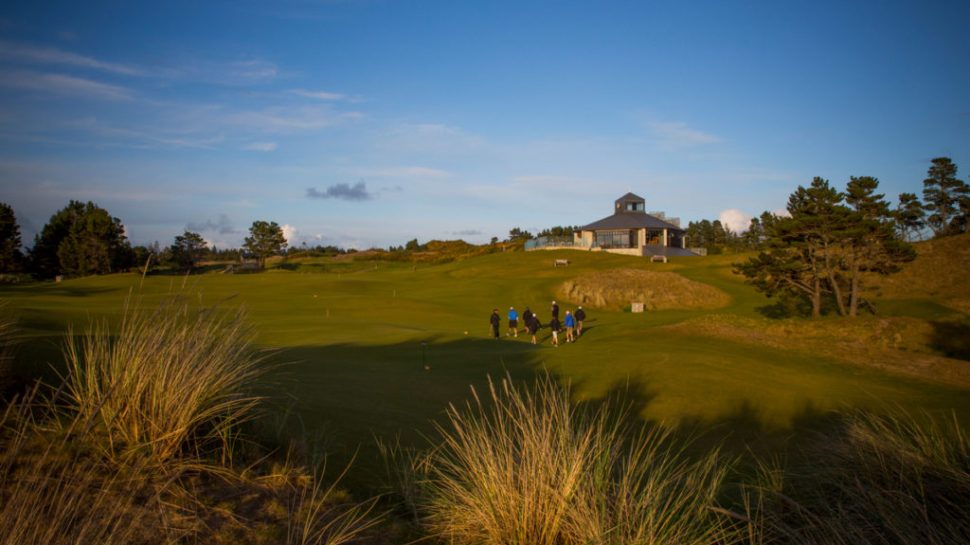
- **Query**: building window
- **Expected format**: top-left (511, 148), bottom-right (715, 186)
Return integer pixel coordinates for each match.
top-left (625, 202), bottom-right (643, 212)
top-left (596, 230), bottom-right (633, 248)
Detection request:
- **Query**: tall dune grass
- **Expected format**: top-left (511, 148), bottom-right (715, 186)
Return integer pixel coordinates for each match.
top-left (0, 387), bottom-right (179, 545)
top-left (419, 375), bottom-right (734, 545)
top-left (63, 297), bottom-right (264, 465)
top-left (742, 410), bottom-right (970, 545)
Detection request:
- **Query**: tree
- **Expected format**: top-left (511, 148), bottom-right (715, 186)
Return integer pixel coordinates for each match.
top-left (56, 203), bottom-right (133, 277)
top-left (894, 192), bottom-right (926, 241)
top-left (30, 201), bottom-right (132, 278)
top-left (170, 231), bottom-right (208, 271)
top-left (842, 176), bottom-right (915, 316)
top-left (0, 202), bottom-right (24, 273)
top-left (737, 177), bottom-right (913, 318)
top-left (507, 227), bottom-right (532, 241)
top-left (922, 157), bottom-right (969, 237)
top-left (243, 220), bottom-right (287, 269)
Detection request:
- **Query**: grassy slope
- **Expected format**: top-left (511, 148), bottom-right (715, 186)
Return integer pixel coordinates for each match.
top-left (2, 245), bottom-right (968, 490)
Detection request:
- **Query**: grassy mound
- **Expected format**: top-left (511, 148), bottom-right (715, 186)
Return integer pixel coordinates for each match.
top-left (558, 268), bottom-right (731, 311)
top-left (869, 232), bottom-right (970, 314)
top-left (664, 315), bottom-right (970, 388)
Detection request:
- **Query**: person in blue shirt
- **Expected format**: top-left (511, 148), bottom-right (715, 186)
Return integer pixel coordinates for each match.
top-left (564, 310), bottom-right (576, 343)
top-left (507, 306), bottom-right (519, 337)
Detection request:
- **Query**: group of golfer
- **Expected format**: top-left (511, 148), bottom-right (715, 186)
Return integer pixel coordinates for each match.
top-left (489, 301), bottom-right (587, 346)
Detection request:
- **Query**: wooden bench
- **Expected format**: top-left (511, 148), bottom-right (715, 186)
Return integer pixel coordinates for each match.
top-left (650, 255), bottom-right (668, 263)
top-left (554, 259), bottom-right (570, 267)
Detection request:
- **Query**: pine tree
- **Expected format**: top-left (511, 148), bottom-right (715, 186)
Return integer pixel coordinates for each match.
top-left (0, 202), bottom-right (24, 273)
top-left (922, 157), bottom-right (969, 236)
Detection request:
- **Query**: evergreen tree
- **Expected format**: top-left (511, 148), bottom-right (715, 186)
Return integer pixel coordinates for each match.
top-left (56, 203), bottom-right (132, 277)
top-left (894, 192), bottom-right (926, 241)
top-left (170, 231), bottom-right (208, 271)
top-left (30, 201), bottom-right (132, 278)
top-left (243, 220), bottom-right (287, 269)
top-left (922, 157), bottom-right (969, 236)
top-left (0, 202), bottom-right (24, 273)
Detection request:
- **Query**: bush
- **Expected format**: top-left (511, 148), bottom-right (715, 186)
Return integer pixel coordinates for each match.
top-left (419, 374), bottom-right (733, 545)
top-left (63, 297), bottom-right (264, 466)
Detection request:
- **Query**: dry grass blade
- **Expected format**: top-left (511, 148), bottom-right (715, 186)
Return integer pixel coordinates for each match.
top-left (63, 296), bottom-right (265, 466)
top-left (421, 373), bottom-right (735, 545)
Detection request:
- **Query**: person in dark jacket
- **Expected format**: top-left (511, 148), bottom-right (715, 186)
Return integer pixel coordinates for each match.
top-left (527, 312), bottom-right (541, 345)
top-left (522, 306), bottom-right (533, 327)
top-left (551, 300), bottom-right (560, 320)
top-left (549, 314), bottom-right (562, 346)
top-left (489, 308), bottom-right (500, 339)
top-left (575, 306), bottom-right (586, 336)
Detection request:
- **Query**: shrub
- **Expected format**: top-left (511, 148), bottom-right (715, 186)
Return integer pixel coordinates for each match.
top-left (63, 297), bottom-right (264, 466)
top-left (419, 374), bottom-right (733, 545)
top-left (742, 410), bottom-right (970, 545)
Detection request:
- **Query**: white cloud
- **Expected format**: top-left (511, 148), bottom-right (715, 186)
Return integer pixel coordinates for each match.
top-left (379, 123), bottom-right (485, 154)
top-left (0, 71), bottom-right (133, 100)
top-left (243, 141), bottom-right (278, 152)
top-left (0, 40), bottom-right (143, 76)
top-left (226, 106), bottom-right (356, 132)
top-left (648, 121), bottom-right (721, 149)
top-left (290, 89), bottom-right (345, 100)
top-left (281, 224), bottom-right (297, 244)
top-left (718, 208), bottom-right (752, 234)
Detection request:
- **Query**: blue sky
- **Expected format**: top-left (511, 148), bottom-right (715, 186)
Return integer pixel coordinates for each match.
top-left (1, 0), bottom-right (968, 249)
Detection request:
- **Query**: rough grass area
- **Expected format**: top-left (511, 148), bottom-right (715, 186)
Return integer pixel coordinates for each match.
top-left (663, 315), bottom-right (970, 388)
top-left (557, 268), bottom-right (731, 311)
top-left (867, 232), bottom-right (970, 314)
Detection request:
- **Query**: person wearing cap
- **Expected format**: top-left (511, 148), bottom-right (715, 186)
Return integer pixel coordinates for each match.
top-left (564, 310), bottom-right (576, 343)
top-left (527, 311), bottom-right (541, 345)
top-left (548, 312), bottom-right (562, 346)
top-left (489, 308), bottom-right (501, 339)
top-left (507, 306), bottom-right (519, 337)
top-left (551, 300), bottom-right (559, 320)
top-left (575, 306), bottom-right (586, 336)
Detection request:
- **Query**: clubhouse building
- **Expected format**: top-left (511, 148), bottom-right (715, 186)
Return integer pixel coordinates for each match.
top-left (526, 192), bottom-right (697, 257)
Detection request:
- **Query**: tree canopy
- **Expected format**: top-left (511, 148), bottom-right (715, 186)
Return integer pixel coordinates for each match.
top-left (736, 176), bottom-right (914, 318)
top-left (0, 202), bottom-right (24, 273)
top-left (30, 200), bottom-right (133, 278)
top-left (243, 220), bottom-right (287, 268)
top-left (170, 231), bottom-right (208, 271)
top-left (922, 157), bottom-right (970, 237)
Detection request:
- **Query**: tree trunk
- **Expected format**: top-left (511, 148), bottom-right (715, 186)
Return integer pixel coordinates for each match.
top-left (811, 276), bottom-right (821, 318)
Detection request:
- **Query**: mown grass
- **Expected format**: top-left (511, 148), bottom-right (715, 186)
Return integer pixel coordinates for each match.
top-left (1, 245), bottom-right (967, 495)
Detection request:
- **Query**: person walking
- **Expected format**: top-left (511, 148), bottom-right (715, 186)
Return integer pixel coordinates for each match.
top-left (551, 300), bottom-right (560, 320)
top-left (507, 306), bottom-right (519, 337)
top-left (527, 312), bottom-right (541, 345)
top-left (575, 306), bottom-right (586, 336)
top-left (489, 308), bottom-right (500, 339)
top-left (522, 306), bottom-right (533, 327)
top-left (549, 313), bottom-right (562, 346)
top-left (564, 310), bottom-right (576, 343)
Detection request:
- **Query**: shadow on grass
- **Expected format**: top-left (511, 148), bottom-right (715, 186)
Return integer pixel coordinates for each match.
top-left (929, 319), bottom-right (970, 361)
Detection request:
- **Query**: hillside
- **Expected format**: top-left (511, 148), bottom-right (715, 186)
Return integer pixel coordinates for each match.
top-left (868, 232), bottom-right (970, 314)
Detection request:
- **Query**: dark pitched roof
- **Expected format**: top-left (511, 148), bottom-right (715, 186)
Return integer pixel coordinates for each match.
top-left (581, 212), bottom-right (684, 232)
top-left (616, 192), bottom-right (644, 202)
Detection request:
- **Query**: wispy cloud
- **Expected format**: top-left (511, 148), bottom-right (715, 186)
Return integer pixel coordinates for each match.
top-left (226, 106), bottom-right (356, 132)
top-left (229, 58), bottom-right (278, 82)
top-left (0, 71), bottom-right (134, 100)
top-left (243, 141), bottom-right (278, 152)
top-left (379, 123), bottom-right (485, 154)
top-left (359, 166), bottom-right (450, 178)
top-left (306, 180), bottom-right (373, 201)
top-left (647, 121), bottom-right (721, 149)
top-left (186, 214), bottom-right (238, 235)
top-left (452, 229), bottom-right (482, 236)
top-left (0, 40), bottom-right (143, 76)
top-left (290, 88), bottom-right (345, 100)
